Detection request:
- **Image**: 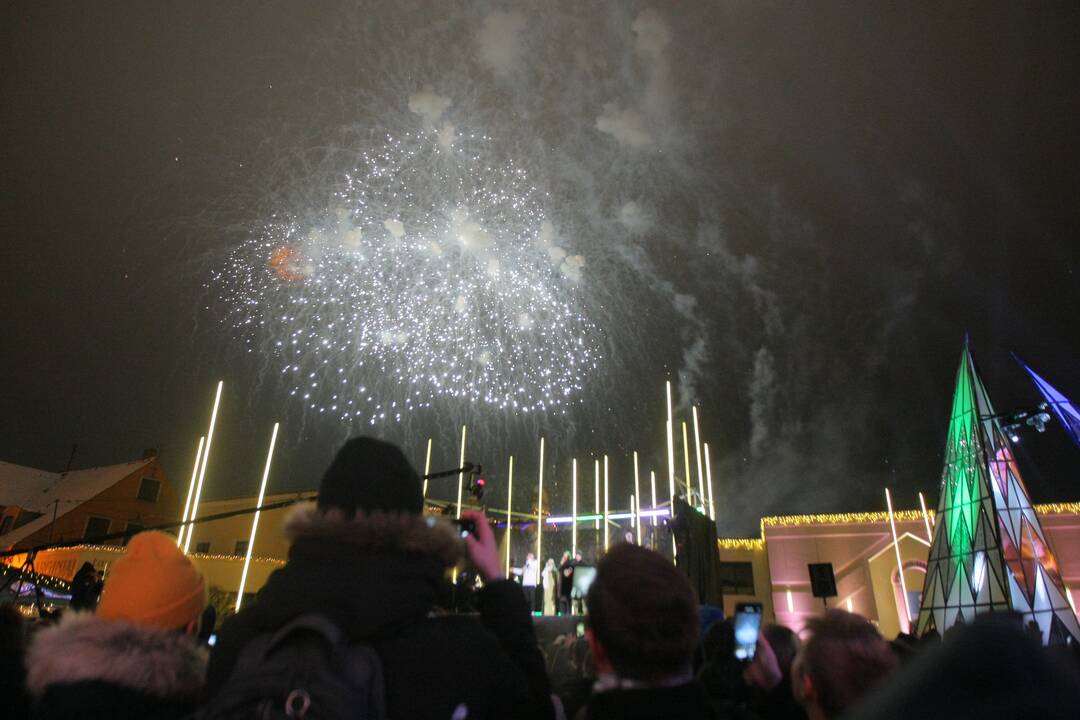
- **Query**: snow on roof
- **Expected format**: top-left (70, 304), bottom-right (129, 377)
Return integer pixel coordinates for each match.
top-left (0, 460), bottom-right (62, 509)
top-left (0, 457), bottom-right (154, 549)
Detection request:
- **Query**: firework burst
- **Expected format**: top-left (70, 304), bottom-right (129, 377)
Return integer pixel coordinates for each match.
top-left (212, 130), bottom-right (601, 424)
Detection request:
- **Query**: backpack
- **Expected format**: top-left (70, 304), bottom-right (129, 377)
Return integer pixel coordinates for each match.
top-left (196, 613), bottom-right (387, 720)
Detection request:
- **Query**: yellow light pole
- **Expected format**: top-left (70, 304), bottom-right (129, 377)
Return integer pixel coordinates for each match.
top-left (594, 459), bottom-right (600, 552)
top-left (505, 455), bottom-right (514, 576)
top-left (648, 468), bottom-right (656, 528)
top-left (455, 425), bottom-right (467, 519)
top-left (633, 451), bottom-right (641, 538)
top-left (666, 382), bottom-right (676, 511)
top-left (603, 454), bottom-right (610, 552)
top-left (682, 421), bottom-right (693, 507)
top-left (536, 437), bottom-right (545, 564)
top-left (692, 407), bottom-right (705, 506)
top-left (422, 437), bottom-right (433, 500)
top-left (886, 488), bottom-right (912, 632)
top-left (184, 381), bottom-right (223, 554)
top-left (571, 458), bottom-right (578, 558)
top-left (918, 491), bottom-right (934, 542)
top-left (176, 436), bottom-right (204, 548)
top-left (236, 422), bottom-right (279, 612)
top-left (633, 494), bottom-right (642, 544)
top-left (704, 442), bottom-right (716, 521)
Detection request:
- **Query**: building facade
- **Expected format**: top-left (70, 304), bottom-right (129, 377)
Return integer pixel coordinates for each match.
top-left (0, 450), bottom-right (179, 551)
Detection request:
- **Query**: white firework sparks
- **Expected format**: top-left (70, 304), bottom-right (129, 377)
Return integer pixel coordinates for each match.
top-left (212, 130), bottom-right (601, 424)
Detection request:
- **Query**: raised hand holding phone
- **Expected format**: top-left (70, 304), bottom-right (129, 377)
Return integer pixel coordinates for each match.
top-left (460, 510), bottom-right (502, 582)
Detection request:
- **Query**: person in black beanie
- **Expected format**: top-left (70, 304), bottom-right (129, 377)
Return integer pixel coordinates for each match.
top-left (205, 437), bottom-right (554, 720)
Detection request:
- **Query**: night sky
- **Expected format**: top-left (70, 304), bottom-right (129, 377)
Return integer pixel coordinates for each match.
top-left (3, 2), bottom-right (1079, 535)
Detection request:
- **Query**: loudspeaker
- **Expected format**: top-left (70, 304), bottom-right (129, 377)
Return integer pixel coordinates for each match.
top-left (808, 562), bottom-right (837, 599)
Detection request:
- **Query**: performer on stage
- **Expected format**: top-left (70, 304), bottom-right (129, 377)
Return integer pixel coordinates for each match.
top-left (542, 558), bottom-right (558, 616)
top-left (512, 552), bottom-right (540, 613)
top-left (558, 551), bottom-right (575, 615)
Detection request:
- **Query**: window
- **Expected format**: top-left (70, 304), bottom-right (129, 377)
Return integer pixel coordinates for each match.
top-left (195, 542), bottom-right (211, 554)
top-left (718, 561), bottom-right (755, 595)
top-left (137, 477), bottom-right (161, 503)
top-left (234, 540), bottom-right (249, 557)
top-left (83, 516), bottom-right (112, 542)
top-left (123, 523), bottom-right (144, 545)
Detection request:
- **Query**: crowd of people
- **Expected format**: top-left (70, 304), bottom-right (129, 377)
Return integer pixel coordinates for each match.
top-left (3, 436), bottom-right (1080, 719)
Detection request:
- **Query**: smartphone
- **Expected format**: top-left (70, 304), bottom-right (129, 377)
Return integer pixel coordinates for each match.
top-left (207, 633), bottom-right (217, 648)
top-left (576, 622), bottom-right (585, 639)
top-left (453, 518), bottom-right (476, 538)
top-left (733, 602), bottom-right (763, 661)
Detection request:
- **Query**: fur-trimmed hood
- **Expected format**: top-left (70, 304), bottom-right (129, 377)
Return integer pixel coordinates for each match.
top-left (25, 612), bottom-right (207, 699)
top-left (284, 502), bottom-right (464, 566)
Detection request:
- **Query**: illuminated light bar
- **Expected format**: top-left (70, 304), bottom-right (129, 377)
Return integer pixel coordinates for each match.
top-left (176, 436), bottom-right (205, 548)
top-left (184, 381), bottom-right (223, 554)
top-left (545, 508), bottom-right (670, 524)
top-left (455, 425), bottom-right (467, 519)
top-left (422, 437), bottom-right (433, 499)
top-left (886, 487), bottom-right (912, 632)
top-left (603, 454), bottom-right (609, 551)
top-left (786, 587), bottom-right (795, 613)
top-left (536, 436), bottom-right (545, 562)
top-left (504, 455), bottom-right (514, 576)
top-left (571, 458), bottom-right (577, 558)
top-left (236, 422), bottom-right (279, 612)
top-left (918, 491), bottom-right (934, 542)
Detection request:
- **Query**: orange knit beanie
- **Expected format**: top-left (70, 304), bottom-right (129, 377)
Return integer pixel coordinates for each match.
top-left (97, 531), bottom-right (207, 630)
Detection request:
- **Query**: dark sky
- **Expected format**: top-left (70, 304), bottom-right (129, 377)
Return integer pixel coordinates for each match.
top-left (3, 2), bottom-right (1079, 535)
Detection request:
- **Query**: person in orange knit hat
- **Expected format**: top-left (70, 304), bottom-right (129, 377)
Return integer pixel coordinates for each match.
top-left (25, 531), bottom-right (209, 720)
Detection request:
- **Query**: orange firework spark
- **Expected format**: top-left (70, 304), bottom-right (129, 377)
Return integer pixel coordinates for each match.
top-left (269, 245), bottom-right (304, 282)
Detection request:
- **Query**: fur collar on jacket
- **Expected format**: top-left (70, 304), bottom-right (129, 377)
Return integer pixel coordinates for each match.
top-left (25, 612), bottom-right (207, 699)
top-left (284, 502), bottom-right (464, 566)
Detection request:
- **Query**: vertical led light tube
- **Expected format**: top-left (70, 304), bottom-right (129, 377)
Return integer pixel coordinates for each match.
top-left (176, 436), bottom-right (205, 548)
top-left (633, 494), bottom-right (642, 544)
top-left (236, 422), bottom-right (279, 612)
top-left (704, 442), bottom-right (716, 521)
top-left (918, 491), bottom-right (934, 542)
top-left (594, 460), bottom-right (600, 530)
top-left (786, 587), bottom-right (795, 614)
top-left (650, 470), bottom-right (658, 527)
top-left (692, 407), bottom-right (705, 507)
top-left (666, 420), bottom-right (677, 507)
top-left (571, 458), bottom-right (578, 558)
top-left (681, 422), bottom-right (693, 506)
top-left (886, 488), bottom-right (912, 632)
top-left (633, 452), bottom-right (641, 540)
top-left (603, 455), bottom-right (610, 552)
top-left (422, 437), bottom-right (433, 500)
top-left (455, 425), bottom-right (467, 519)
top-left (184, 380), bottom-right (223, 554)
top-left (536, 437), bottom-right (545, 564)
top-left (666, 382), bottom-right (676, 512)
top-left (505, 455), bottom-right (514, 577)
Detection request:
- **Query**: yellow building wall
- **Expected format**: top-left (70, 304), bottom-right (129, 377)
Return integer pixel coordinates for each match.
top-left (182, 491), bottom-right (314, 560)
top-left (717, 540), bottom-right (775, 622)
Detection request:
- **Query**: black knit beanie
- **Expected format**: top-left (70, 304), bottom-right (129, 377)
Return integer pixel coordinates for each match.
top-left (317, 437), bottom-right (423, 516)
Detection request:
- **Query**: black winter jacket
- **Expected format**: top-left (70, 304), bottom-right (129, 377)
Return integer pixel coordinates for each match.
top-left (25, 612), bottom-right (207, 720)
top-left (205, 505), bottom-right (553, 720)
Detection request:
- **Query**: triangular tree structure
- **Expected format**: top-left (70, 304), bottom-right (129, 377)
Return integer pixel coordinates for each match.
top-left (1016, 356), bottom-right (1080, 450)
top-left (916, 344), bottom-right (1080, 644)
